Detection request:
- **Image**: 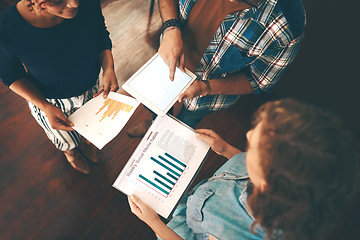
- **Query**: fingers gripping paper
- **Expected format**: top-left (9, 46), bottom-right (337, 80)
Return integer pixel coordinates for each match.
top-left (112, 114), bottom-right (210, 219)
top-left (68, 92), bottom-right (140, 149)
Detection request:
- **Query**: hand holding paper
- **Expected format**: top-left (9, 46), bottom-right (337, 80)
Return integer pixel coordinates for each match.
top-left (68, 92), bottom-right (140, 149)
top-left (113, 114), bottom-right (210, 219)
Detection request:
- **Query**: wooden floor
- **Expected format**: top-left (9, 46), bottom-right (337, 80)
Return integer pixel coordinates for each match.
top-left (0, 0), bottom-right (359, 239)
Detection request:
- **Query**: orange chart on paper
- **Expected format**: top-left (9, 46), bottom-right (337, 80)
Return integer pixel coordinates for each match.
top-left (96, 98), bottom-right (133, 122)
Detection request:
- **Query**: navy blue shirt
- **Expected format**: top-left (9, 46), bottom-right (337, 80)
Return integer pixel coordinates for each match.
top-left (0, 0), bottom-right (112, 98)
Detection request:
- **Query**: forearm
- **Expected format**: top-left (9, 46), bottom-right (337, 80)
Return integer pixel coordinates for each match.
top-left (99, 49), bottom-right (115, 73)
top-left (206, 72), bottom-right (254, 96)
top-left (158, 0), bottom-right (179, 21)
top-left (158, 0), bottom-right (184, 79)
top-left (149, 219), bottom-right (183, 240)
top-left (221, 143), bottom-right (242, 160)
top-left (9, 78), bottom-right (52, 112)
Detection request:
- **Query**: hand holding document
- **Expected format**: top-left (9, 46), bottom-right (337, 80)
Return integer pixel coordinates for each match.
top-left (68, 92), bottom-right (140, 149)
top-left (113, 114), bottom-right (210, 219)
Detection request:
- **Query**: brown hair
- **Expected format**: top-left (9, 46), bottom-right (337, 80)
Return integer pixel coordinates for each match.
top-left (247, 98), bottom-right (358, 240)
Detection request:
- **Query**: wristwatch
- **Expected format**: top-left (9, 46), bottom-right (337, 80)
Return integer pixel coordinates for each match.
top-left (202, 80), bottom-right (211, 97)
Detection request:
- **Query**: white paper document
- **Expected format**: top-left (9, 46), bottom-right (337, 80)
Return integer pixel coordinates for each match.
top-left (68, 92), bottom-right (140, 150)
top-left (112, 114), bottom-right (210, 219)
top-left (122, 53), bottom-right (196, 116)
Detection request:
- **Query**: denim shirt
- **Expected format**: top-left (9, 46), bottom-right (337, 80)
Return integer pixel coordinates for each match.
top-left (164, 153), bottom-right (264, 240)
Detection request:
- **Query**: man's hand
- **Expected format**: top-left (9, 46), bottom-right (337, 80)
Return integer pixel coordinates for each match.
top-left (158, 28), bottom-right (185, 81)
top-left (196, 129), bottom-right (241, 159)
top-left (178, 80), bottom-right (207, 102)
top-left (43, 104), bottom-right (74, 131)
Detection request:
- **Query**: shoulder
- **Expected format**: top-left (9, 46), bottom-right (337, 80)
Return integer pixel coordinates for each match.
top-left (241, 0), bottom-right (305, 43)
top-left (212, 153), bottom-right (249, 179)
top-left (276, 0), bottom-right (306, 39)
top-left (0, 5), bottom-right (21, 36)
top-left (79, 0), bottom-right (101, 10)
top-left (77, 0), bottom-right (104, 20)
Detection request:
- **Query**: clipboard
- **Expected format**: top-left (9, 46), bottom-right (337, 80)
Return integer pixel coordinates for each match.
top-left (122, 53), bottom-right (197, 116)
top-left (112, 114), bottom-right (210, 219)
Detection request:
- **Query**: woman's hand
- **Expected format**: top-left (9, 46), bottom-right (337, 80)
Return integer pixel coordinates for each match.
top-left (97, 49), bottom-right (119, 99)
top-left (196, 129), bottom-right (241, 159)
top-left (128, 194), bottom-right (184, 240)
top-left (96, 69), bottom-right (119, 99)
top-left (196, 129), bottom-right (228, 155)
top-left (128, 195), bottom-right (161, 226)
top-left (43, 103), bottom-right (74, 131)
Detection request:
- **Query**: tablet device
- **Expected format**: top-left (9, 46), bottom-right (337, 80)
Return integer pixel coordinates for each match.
top-left (122, 53), bottom-right (197, 116)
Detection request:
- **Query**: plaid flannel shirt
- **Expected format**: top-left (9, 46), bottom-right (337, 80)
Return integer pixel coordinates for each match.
top-left (179, 0), bottom-right (306, 111)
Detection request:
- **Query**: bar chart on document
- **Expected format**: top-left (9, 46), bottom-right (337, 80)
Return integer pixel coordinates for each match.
top-left (93, 97), bottom-right (133, 135)
top-left (113, 115), bottom-right (210, 218)
top-left (69, 92), bottom-right (139, 149)
top-left (97, 98), bottom-right (133, 122)
top-left (137, 152), bottom-right (188, 197)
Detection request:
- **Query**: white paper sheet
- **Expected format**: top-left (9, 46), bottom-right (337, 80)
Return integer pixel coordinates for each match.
top-left (68, 92), bottom-right (140, 149)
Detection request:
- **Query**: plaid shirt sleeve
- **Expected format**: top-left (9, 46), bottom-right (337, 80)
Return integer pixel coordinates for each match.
top-left (179, 0), bottom-right (196, 23)
top-left (181, 0), bottom-right (305, 111)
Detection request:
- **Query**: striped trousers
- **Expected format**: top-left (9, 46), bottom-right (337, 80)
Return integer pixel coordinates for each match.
top-left (28, 82), bottom-right (99, 151)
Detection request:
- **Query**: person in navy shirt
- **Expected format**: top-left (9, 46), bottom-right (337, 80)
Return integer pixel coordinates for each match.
top-left (0, 0), bottom-right (119, 174)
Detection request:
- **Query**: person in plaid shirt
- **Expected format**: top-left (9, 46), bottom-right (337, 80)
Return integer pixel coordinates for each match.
top-left (128, 0), bottom-right (306, 136)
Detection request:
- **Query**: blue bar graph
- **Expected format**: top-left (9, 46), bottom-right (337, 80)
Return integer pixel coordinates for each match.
top-left (138, 152), bottom-right (187, 196)
top-left (139, 174), bottom-right (169, 195)
top-left (150, 157), bottom-right (180, 177)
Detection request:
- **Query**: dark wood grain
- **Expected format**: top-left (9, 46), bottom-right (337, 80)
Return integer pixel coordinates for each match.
top-left (0, 0), bottom-right (359, 240)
